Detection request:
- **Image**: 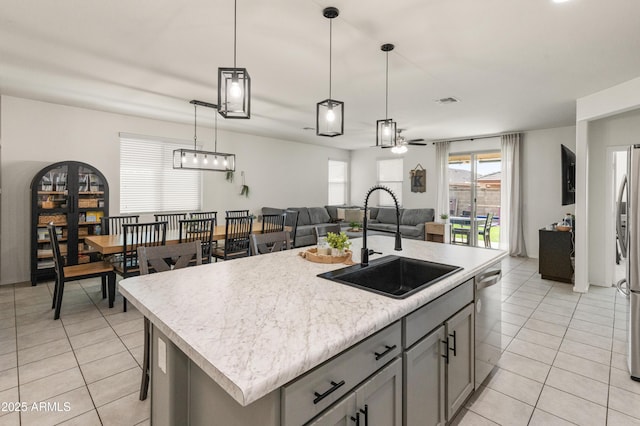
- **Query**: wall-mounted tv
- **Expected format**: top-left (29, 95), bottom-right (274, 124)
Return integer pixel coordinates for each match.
top-left (561, 144), bottom-right (576, 205)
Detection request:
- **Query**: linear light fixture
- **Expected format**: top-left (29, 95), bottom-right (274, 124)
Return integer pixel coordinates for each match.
top-left (218, 0), bottom-right (251, 119)
top-left (376, 43), bottom-right (397, 149)
top-left (316, 6), bottom-right (344, 137)
top-left (173, 100), bottom-right (236, 172)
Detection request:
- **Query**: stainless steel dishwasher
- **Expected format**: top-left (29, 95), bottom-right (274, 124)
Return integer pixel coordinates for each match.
top-left (474, 262), bottom-right (503, 387)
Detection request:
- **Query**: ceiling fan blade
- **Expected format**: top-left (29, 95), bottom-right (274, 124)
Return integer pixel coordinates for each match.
top-left (408, 142), bottom-right (427, 146)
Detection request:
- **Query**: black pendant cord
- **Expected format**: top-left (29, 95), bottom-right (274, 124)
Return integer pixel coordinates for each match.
top-left (385, 50), bottom-right (389, 120)
top-left (214, 107), bottom-right (218, 152)
top-left (193, 103), bottom-right (198, 150)
top-left (328, 18), bottom-right (332, 99)
top-left (233, 0), bottom-right (237, 68)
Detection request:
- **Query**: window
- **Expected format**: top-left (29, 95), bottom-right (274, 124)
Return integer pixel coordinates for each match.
top-left (328, 159), bottom-right (348, 205)
top-left (120, 134), bottom-right (201, 214)
top-left (377, 158), bottom-right (403, 206)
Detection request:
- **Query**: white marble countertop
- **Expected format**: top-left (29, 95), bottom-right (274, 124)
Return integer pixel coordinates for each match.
top-left (119, 236), bottom-right (506, 406)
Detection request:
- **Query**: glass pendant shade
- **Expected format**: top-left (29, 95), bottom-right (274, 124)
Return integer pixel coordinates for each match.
top-left (218, 67), bottom-right (251, 119)
top-left (317, 99), bottom-right (344, 137)
top-left (376, 118), bottom-right (397, 147)
top-left (173, 149), bottom-right (236, 171)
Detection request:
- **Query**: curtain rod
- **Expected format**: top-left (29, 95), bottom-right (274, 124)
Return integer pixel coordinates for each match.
top-left (431, 132), bottom-right (519, 144)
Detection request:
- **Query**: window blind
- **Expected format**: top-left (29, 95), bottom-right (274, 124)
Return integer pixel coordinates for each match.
top-left (377, 158), bottom-right (403, 206)
top-left (120, 134), bottom-right (202, 214)
top-left (328, 159), bottom-right (348, 205)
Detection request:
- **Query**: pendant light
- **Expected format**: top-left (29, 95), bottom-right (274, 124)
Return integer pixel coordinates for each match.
top-left (376, 43), bottom-right (398, 149)
top-left (173, 100), bottom-right (236, 171)
top-left (316, 7), bottom-right (344, 137)
top-left (218, 0), bottom-right (250, 119)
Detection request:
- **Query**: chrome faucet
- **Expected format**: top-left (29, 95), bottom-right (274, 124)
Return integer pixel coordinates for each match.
top-left (361, 185), bottom-right (402, 266)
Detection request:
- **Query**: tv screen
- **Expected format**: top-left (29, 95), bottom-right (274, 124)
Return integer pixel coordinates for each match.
top-left (561, 144), bottom-right (576, 205)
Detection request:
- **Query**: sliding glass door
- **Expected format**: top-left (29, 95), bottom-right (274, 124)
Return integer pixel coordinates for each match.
top-left (448, 151), bottom-right (501, 248)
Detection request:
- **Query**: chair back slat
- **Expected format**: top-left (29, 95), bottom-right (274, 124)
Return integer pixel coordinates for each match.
top-left (189, 211), bottom-right (218, 222)
top-left (121, 222), bottom-right (167, 277)
top-left (284, 210), bottom-right (299, 247)
top-left (225, 210), bottom-right (250, 218)
top-left (154, 213), bottom-right (187, 231)
top-left (101, 215), bottom-right (139, 235)
top-left (47, 224), bottom-right (66, 281)
top-left (179, 218), bottom-right (215, 262)
top-left (225, 216), bottom-right (253, 255)
top-left (261, 213), bottom-right (286, 234)
top-left (137, 241), bottom-right (202, 275)
top-left (251, 231), bottom-right (291, 255)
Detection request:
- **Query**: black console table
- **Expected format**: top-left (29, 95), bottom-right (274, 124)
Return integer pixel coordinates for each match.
top-left (538, 228), bottom-right (574, 283)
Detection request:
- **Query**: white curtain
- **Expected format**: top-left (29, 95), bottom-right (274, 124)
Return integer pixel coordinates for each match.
top-left (501, 133), bottom-right (527, 256)
top-left (435, 141), bottom-right (450, 220)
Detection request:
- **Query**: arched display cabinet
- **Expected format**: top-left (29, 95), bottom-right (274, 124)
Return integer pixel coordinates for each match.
top-left (30, 161), bottom-right (109, 285)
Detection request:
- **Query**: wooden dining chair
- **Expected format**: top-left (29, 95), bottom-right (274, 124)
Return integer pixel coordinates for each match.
top-left (284, 210), bottom-right (299, 248)
top-left (313, 224), bottom-right (341, 243)
top-left (47, 224), bottom-right (115, 320)
top-left (179, 218), bottom-right (215, 263)
top-left (153, 213), bottom-right (187, 231)
top-left (261, 213), bottom-right (286, 234)
top-left (100, 215), bottom-right (140, 235)
top-left (250, 231), bottom-right (291, 255)
top-left (114, 221), bottom-right (167, 311)
top-left (225, 209), bottom-right (250, 218)
top-left (137, 241), bottom-right (202, 401)
top-left (213, 216), bottom-right (253, 261)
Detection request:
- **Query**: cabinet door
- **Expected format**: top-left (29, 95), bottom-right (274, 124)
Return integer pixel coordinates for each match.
top-left (404, 325), bottom-right (446, 426)
top-left (445, 303), bottom-right (475, 420)
top-left (308, 393), bottom-right (357, 426)
top-left (355, 358), bottom-right (402, 426)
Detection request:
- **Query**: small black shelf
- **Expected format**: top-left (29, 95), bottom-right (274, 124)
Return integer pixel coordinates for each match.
top-left (539, 228), bottom-right (574, 283)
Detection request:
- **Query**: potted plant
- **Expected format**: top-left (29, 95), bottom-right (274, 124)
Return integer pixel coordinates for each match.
top-left (440, 213), bottom-right (449, 224)
top-left (326, 231), bottom-right (351, 256)
top-left (349, 221), bottom-right (361, 231)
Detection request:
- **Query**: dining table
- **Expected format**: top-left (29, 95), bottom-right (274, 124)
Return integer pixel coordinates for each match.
top-left (84, 223), bottom-right (281, 255)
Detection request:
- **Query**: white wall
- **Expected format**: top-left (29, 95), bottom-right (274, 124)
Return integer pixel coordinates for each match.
top-left (521, 126), bottom-right (576, 258)
top-left (587, 109), bottom-right (640, 285)
top-left (350, 144), bottom-right (437, 208)
top-left (0, 96), bottom-right (349, 285)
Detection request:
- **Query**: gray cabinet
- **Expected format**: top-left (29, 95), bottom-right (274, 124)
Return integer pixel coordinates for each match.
top-left (404, 302), bottom-right (475, 426)
top-left (446, 304), bottom-right (475, 420)
top-left (310, 358), bottom-right (402, 426)
top-left (404, 326), bottom-right (446, 426)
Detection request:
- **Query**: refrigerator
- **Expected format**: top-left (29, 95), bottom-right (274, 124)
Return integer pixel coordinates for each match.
top-left (616, 144), bottom-right (640, 381)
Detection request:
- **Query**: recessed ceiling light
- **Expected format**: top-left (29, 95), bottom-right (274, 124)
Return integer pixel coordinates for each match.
top-left (552, 0), bottom-right (571, 3)
top-left (435, 97), bottom-right (460, 105)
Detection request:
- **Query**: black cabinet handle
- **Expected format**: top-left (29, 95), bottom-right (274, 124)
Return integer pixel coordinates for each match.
top-left (351, 412), bottom-right (360, 425)
top-left (360, 404), bottom-right (369, 426)
top-left (449, 331), bottom-right (457, 357)
top-left (441, 339), bottom-right (449, 364)
top-left (313, 380), bottom-right (345, 404)
top-left (374, 344), bottom-right (397, 361)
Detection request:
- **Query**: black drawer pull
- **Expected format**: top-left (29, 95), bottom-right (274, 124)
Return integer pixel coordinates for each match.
top-left (449, 331), bottom-right (457, 356)
top-left (374, 344), bottom-right (397, 361)
top-left (351, 412), bottom-right (360, 425)
top-left (441, 339), bottom-right (449, 364)
top-left (313, 380), bottom-right (346, 404)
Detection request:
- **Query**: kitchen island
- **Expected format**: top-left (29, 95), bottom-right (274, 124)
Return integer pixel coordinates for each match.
top-left (120, 235), bottom-right (506, 425)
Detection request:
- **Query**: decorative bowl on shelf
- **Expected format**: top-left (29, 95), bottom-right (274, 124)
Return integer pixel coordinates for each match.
top-left (556, 225), bottom-right (571, 232)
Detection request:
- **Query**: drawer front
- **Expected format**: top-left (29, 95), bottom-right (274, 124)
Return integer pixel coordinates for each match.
top-left (281, 321), bottom-right (402, 426)
top-left (403, 279), bottom-right (473, 349)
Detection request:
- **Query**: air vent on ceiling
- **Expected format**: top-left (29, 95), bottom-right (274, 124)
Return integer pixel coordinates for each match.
top-left (435, 97), bottom-right (460, 104)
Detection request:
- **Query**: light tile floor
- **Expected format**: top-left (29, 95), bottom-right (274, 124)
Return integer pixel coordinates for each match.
top-left (0, 278), bottom-right (149, 425)
top-left (2, 257), bottom-right (640, 425)
top-left (454, 256), bottom-right (640, 426)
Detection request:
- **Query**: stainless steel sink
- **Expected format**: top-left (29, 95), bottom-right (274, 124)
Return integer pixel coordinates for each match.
top-left (317, 255), bottom-right (463, 299)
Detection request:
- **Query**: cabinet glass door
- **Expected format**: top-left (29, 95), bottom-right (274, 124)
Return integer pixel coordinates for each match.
top-left (35, 164), bottom-right (69, 269)
top-left (77, 165), bottom-right (107, 263)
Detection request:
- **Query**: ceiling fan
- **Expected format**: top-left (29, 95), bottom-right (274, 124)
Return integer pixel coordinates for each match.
top-left (381, 129), bottom-right (427, 149)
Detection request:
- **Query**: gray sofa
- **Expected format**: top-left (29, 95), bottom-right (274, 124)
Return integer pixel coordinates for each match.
top-left (262, 205), bottom-right (435, 247)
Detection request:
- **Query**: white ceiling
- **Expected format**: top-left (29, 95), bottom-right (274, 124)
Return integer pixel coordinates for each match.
top-left (1, 0), bottom-right (639, 149)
